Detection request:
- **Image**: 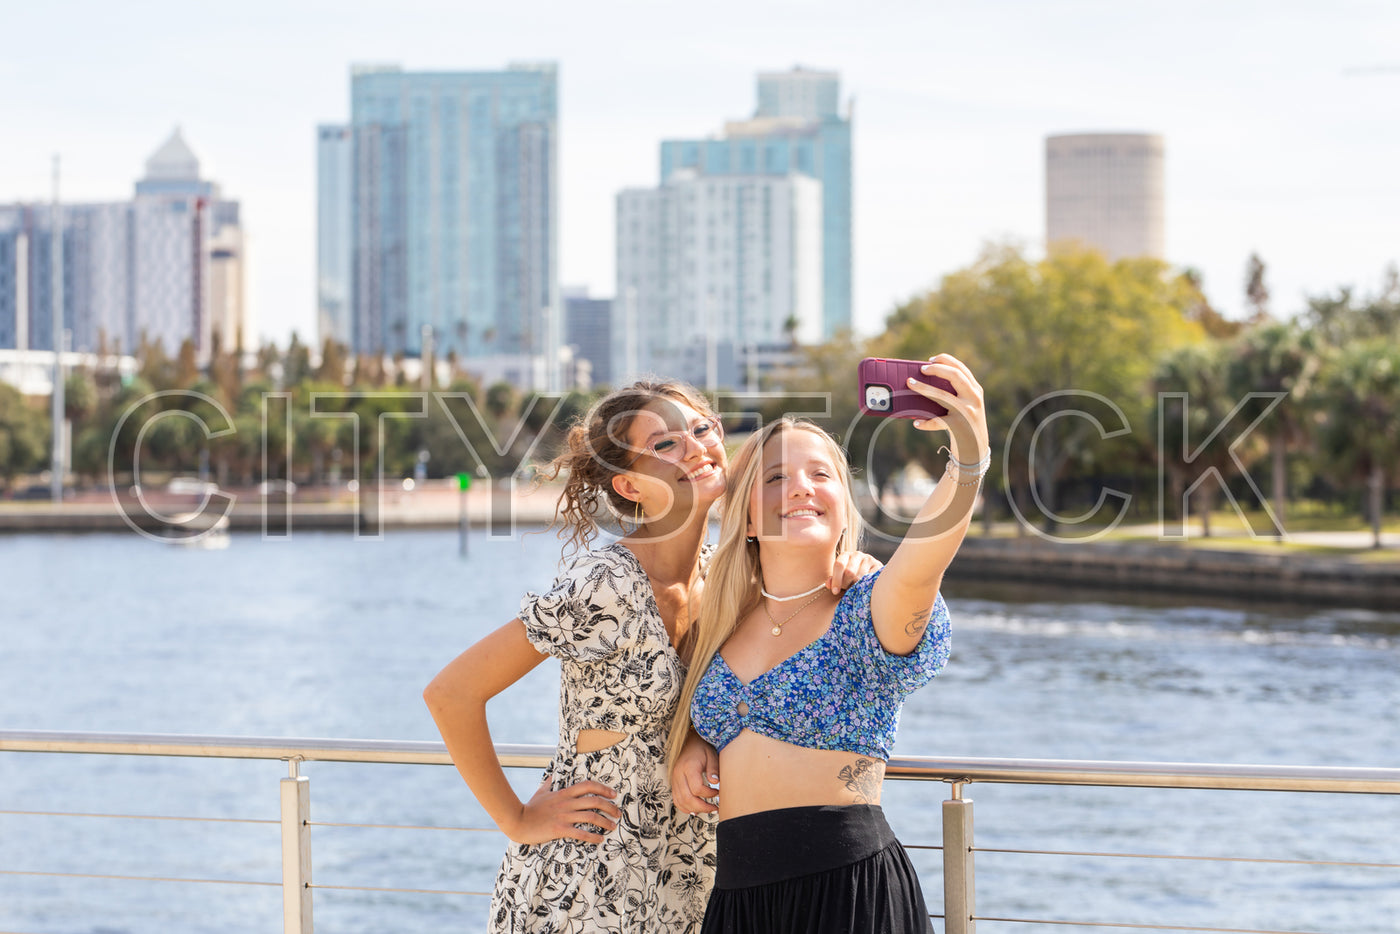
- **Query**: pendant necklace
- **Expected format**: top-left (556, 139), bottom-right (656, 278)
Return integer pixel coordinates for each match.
top-left (764, 591), bottom-right (822, 637)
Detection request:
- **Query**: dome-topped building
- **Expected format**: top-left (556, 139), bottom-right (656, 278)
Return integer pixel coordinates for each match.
top-left (136, 127), bottom-right (219, 199)
top-left (0, 127), bottom-right (246, 362)
top-left (144, 127), bottom-right (201, 180)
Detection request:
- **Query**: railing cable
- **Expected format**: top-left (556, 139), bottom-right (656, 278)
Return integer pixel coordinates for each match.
top-left (307, 819), bottom-right (499, 833)
top-left (0, 868), bottom-right (278, 887)
top-left (0, 808), bottom-right (274, 825)
top-left (308, 882), bottom-right (492, 898)
top-left (973, 917), bottom-right (1330, 934)
top-left (975, 845), bottom-right (1400, 870)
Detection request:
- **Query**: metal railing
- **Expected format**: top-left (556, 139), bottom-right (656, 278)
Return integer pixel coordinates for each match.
top-left (2, 729), bottom-right (1398, 934)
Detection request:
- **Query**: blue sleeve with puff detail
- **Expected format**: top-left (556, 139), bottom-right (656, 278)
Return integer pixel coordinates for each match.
top-left (839, 570), bottom-right (951, 697)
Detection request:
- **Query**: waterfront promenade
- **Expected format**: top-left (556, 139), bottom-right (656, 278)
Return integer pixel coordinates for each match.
top-left (3, 480), bottom-right (1397, 608)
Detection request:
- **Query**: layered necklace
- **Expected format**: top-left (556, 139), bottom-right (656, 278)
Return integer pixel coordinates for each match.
top-left (760, 580), bottom-right (828, 637)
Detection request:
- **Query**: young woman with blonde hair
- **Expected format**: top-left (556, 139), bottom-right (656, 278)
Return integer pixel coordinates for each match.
top-left (424, 380), bottom-right (879, 934)
top-left (668, 354), bottom-right (988, 933)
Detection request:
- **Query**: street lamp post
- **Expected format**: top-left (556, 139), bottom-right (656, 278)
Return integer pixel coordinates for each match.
top-left (49, 155), bottom-right (65, 504)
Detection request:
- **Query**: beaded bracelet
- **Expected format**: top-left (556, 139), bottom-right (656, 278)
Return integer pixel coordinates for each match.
top-left (940, 445), bottom-right (991, 480)
top-left (944, 463), bottom-right (986, 487)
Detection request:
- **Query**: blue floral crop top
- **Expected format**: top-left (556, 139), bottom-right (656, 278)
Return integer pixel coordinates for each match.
top-left (690, 570), bottom-right (950, 761)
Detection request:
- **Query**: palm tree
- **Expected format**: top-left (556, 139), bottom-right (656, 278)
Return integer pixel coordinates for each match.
top-left (1244, 253), bottom-right (1270, 323)
top-left (782, 314), bottom-right (801, 349)
top-left (1315, 339), bottom-right (1400, 548)
top-left (1152, 342), bottom-right (1240, 538)
top-left (1226, 322), bottom-right (1319, 534)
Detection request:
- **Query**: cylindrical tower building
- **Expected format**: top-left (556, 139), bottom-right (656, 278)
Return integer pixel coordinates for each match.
top-left (1046, 132), bottom-right (1165, 261)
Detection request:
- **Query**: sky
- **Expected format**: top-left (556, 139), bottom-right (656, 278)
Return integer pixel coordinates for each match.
top-left (5, 0), bottom-right (1399, 348)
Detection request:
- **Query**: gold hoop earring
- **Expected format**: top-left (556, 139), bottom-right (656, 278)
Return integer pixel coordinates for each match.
top-left (634, 499), bottom-right (644, 529)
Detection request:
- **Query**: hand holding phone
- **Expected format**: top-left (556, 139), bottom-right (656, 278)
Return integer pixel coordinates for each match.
top-left (858, 357), bottom-right (955, 420)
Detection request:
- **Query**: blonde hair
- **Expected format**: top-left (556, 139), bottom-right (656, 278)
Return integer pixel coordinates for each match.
top-left (542, 380), bottom-right (716, 556)
top-left (665, 418), bottom-right (865, 768)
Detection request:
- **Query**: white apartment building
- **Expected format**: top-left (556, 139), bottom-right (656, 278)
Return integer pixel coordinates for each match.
top-left (614, 170), bottom-right (822, 389)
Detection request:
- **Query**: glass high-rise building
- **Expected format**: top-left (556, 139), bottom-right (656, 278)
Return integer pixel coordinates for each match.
top-left (321, 63), bottom-right (558, 380)
top-left (563, 290), bottom-right (612, 388)
top-left (659, 67), bottom-right (851, 339)
top-left (317, 125), bottom-right (354, 351)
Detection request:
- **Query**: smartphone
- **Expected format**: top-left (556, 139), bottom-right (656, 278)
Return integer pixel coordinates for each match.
top-left (857, 357), bottom-right (953, 419)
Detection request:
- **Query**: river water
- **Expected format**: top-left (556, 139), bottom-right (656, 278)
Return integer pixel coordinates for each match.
top-left (1, 530), bottom-right (1396, 933)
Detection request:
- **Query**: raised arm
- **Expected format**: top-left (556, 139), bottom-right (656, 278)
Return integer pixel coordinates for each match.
top-left (870, 354), bottom-right (989, 654)
top-left (423, 620), bottom-right (622, 844)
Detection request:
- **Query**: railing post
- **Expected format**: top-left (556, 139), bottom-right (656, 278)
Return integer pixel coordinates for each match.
top-left (281, 760), bottom-right (313, 933)
top-left (942, 781), bottom-right (975, 934)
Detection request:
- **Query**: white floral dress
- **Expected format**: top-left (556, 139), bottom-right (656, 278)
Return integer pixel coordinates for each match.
top-left (489, 542), bottom-right (717, 933)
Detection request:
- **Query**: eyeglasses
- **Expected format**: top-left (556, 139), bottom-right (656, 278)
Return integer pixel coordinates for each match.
top-left (629, 419), bottom-right (724, 466)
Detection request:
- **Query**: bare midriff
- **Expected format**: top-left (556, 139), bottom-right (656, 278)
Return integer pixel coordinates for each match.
top-left (716, 729), bottom-right (886, 821)
top-left (576, 728), bottom-right (627, 753)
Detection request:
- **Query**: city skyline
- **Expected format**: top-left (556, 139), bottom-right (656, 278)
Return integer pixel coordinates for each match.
top-left (660, 66), bottom-right (853, 340)
top-left (1, 128), bottom-right (246, 359)
top-left (5, 1), bottom-right (1398, 350)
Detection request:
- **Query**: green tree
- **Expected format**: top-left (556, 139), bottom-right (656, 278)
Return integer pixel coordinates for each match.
top-left (93, 376), bottom-right (155, 486)
top-left (882, 243), bottom-right (1204, 534)
top-left (0, 383), bottom-right (48, 491)
top-left (1226, 322), bottom-right (1319, 533)
top-left (283, 333), bottom-right (313, 387)
top-left (1301, 267), bottom-right (1400, 348)
top-left (316, 338), bottom-right (349, 386)
top-left (137, 332), bottom-right (175, 390)
top-left (783, 314), bottom-right (801, 349)
top-left (173, 338), bottom-right (200, 389)
top-left (1152, 342), bottom-right (1246, 537)
top-left (208, 336), bottom-right (243, 405)
top-left (254, 342), bottom-right (281, 382)
top-left (1179, 268), bottom-right (1244, 340)
top-left (1314, 339), bottom-right (1400, 548)
top-left (63, 371), bottom-right (98, 423)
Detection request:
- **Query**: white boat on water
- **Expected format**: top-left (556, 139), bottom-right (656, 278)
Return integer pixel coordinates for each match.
top-left (167, 510), bottom-right (231, 548)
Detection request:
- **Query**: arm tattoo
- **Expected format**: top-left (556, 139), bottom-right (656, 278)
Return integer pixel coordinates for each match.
top-left (903, 606), bottom-right (932, 638)
top-left (838, 758), bottom-right (881, 804)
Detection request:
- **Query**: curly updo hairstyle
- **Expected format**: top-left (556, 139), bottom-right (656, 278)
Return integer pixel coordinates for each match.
top-left (542, 380), bottom-right (717, 555)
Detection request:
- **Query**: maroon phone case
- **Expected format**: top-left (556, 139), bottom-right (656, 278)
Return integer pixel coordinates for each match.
top-left (857, 357), bottom-right (953, 419)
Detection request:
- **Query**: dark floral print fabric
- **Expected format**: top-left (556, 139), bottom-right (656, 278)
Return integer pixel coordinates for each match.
top-left (490, 543), bottom-right (716, 933)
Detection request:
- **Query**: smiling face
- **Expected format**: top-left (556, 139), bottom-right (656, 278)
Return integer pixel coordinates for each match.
top-left (620, 397), bottom-right (728, 515)
top-left (746, 426), bottom-right (848, 549)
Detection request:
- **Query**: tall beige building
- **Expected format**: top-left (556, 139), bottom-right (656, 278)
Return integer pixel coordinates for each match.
top-left (1045, 133), bottom-right (1164, 261)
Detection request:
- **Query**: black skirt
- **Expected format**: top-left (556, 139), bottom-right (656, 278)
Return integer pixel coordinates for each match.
top-left (701, 804), bottom-right (934, 934)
